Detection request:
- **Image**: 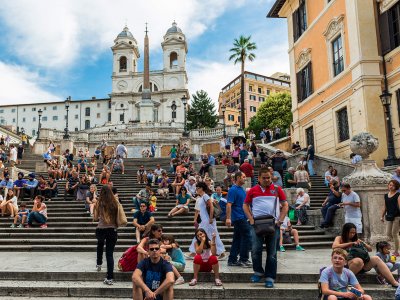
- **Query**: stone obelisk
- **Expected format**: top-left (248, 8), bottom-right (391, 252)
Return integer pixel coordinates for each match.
top-left (140, 23), bottom-right (154, 122)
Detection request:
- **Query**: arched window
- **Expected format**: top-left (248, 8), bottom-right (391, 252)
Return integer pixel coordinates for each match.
top-left (170, 52), bottom-right (178, 68)
top-left (138, 83), bottom-right (159, 92)
top-left (171, 101), bottom-right (177, 119)
top-left (119, 56), bottom-right (127, 71)
top-left (85, 120), bottom-right (90, 129)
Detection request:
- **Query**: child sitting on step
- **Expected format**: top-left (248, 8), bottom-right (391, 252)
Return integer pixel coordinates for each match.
top-left (279, 216), bottom-right (305, 252)
top-left (10, 202), bottom-right (29, 228)
top-left (376, 241), bottom-right (400, 284)
top-left (161, 234), bottom-right (186, 273)
top-left (148, 190), bottom-right (157, 212)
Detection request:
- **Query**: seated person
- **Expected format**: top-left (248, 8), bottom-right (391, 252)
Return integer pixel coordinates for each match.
top-left (168, 187), bottom-right (190, 218)
top-left (37, 175), bottom-right (48, 198)
top-left (175, 161), bottom-right (188, 179)
top-left (137, 165), bottom-right (147, 184)
top-left (111, 155), bottom-right (124, 174)
top-left (63, 149), bottom-right (74, 162)
top-left (324, 166), bottom-right (334, 186)
top-left (376, 241), bottom-right (400, 284)
top-left (157, 172), bottom-right (170, 200)
top-left (284, 167), bottom-right (297, 188)
top-left (268, 167), bottom-right (283, 187)
top-left (85, 184), bottom-right (97, 216)
top-left (279, 216), bottom-right (305, 252)
top-left (27, 195), bottom-right (48, 228)
top-left (189, 229), bottom-right (222, 287)
top-left (99, 165), bottom-right (111, 184)
top-left (87, 164), bottom-right (96, 183)
top-left (13, 172), bottom-right (27, 200)
top-left (146, 169), bottom-right (154, 185)
top-left (76, 174), bottom-right (91, 201)
top-left (133, 184), bottom-right (152, 210)
top-left (65, 171), bottom-right (79, 199)
top-left (171, 173), bottom-right (185, 197)
top-left (184, 176), bottom-right (197, 197)
top-left (0, 189), bottom-right (18, 217)
top-left (148, 190), bottom-right (157, 212)
top-left (153, 164), bottom-right (165, 185)
top-left (22, 173), bottom-right (38, 200)
top-left (94, 147), bottom-right (101, 160)
top-left (132, 239), bottom-right (174, 300)
top-left (77, 155), bottom-right (88, 174)
top-left (223, 159), bottom-right (239, 189)
top-left (10, 202), bottom-right (29, 228)
top-left (320, 180), bottom-right (342, 228)
top-left (102, 154), bottom-right (111, 166)
top-left (161, 235), bottom-right (186, 273)
top-left (292, 141), bottom-right (301, 154)
top-left (258, 149), bottom-right (268, 167)
top-left (0, 174), bottom-right (14, 198)
top-left (319, 248), bottom-right (372, 300)
top-left (133, 202), bottom-right (155, 242)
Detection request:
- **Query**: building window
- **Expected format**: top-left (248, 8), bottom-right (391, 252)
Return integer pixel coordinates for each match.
top-left (97, 113), bottom-right (101, 118)
top-left (42, 116), bottom-right (47, 121)
top-left (266, 89), bottom-right (270, 95)
top-left (44, 107), bottom-right (46, 110)
top-left (305, 126), bottom-right (314, 146)
top-left (32, 129), bottom-right (36, 136)
top-left (228, 115), bottom-right (235, 121)
top-left (75, 114), bottom-right (78, 119)
top-left (332, 35), bottom-right (344, 76)
top-left (259, 97), bottom-right (265, 102)
top-left (32, 107), bottom-right (36, 111)
top-left (85, 120), bottom-right (90, 129)
top-left (336, 107), bottom-right (350, 142)
top-left (23, 108), bottom-right (26, 112)
top-left (249, 95), bottom-right (256, 100)
top-left (85, 107), bottom-right (90, 116)
top-left (0, 119), bottom-right (4, 124)
top-left (396, 89), bottom-right (400, 126)
top-left (53, 116), bottom-right (58, 121)
top-left (75, 104), bottom-right (79, 109)
top-left (0, 109), bottom-right (4, 113)
top-left (120, 114), bottom-right (124, 122)
top-left (11, 108), bottom-right (15, 113)
top-left (108, 101), bottom-right (112, 109)
top-left (171, 101), bottom-right (177, 119)
top-left (296, 62), bottom-right (313, 102)
top-left (75, 127), bottom-right (78, 132)
top-left (53, 106), bottom-right (57, 110)
top-left (22, 117), bottom-right (26, 122)
top-left (380, 2), bottom-right (400, 54)
top-left (293, 0), bottom-right (307, 42)
top-left (119, 56), bottom-right (127, 71)
top-left (108, 112), bottom-right (112, 122)
top-left (250, 106), bottom-right (257, 112)
top-left (12, 118), bottom-right (16, 123)
top-left (33, 117), bottom-right (36, 122)
top-left (257, 87), bottom-right (262, 94)
top-left (170, 52), bottom-right (178, 68)
top-left (97, 103), bottom-right (100, 108)
top-left (249, 85), bottom-right (253, 92)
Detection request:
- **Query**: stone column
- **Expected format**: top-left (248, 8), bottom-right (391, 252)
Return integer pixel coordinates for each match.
top-left (60, 140), bottom-right (74, 156)
top-left (342, 133), bottom-right (392, 245)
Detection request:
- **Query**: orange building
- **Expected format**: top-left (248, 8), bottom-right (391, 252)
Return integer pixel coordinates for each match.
top-left (218, 71), bottom-right (290, 127)
top-left (268, 0), bottom-right (400, 166)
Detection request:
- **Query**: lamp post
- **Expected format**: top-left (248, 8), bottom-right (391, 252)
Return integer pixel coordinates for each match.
top-left (380, 91), bottom-right (400, 166)
top-left (37, 109), bottom-right (43, 139)
top-left (63, 96), bottom-right (71, 139)
top-left (181, 95), bottom-right (188, 136)
top-left (221, 104), bottom-right (226, 137)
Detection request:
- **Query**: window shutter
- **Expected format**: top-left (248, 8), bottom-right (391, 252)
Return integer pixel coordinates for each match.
top-left (379, 10), bottom-right (392, 55)
top-left (396, 89), bottom-right (400, 127)
top-left (308, 62), bottom-right (313, 95)
top-left (293, 9), bottom-right (299, 42)
top-left (296, 71), bottom-right (302, 102)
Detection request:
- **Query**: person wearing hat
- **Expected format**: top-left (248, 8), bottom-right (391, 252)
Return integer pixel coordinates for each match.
top-left (184, 176), bottom-right (197, 197)
top-left (0, 174), bottom-right (14, 198)
top-left (13, 172), bottom-right (27, 200)
top-left (22, 173), bottom-right (38, 200)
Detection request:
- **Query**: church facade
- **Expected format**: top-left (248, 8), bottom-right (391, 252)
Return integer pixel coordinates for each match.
top-left (0, 22), bottom-right (189, 136)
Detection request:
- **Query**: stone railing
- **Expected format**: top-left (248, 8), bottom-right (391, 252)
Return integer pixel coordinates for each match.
top-left (0, 127), bottom-right (21, 144)
top-left (190, 126), bottom-right (237, 139)
top-left (88, 130), bottom-right (183, 142)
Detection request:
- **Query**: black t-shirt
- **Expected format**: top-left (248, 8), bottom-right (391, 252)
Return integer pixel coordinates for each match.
top-left (307, 147), bottom-right (315, 160)
top-left (137, 258), bottom-right (173, 300)
top-left (259, 152), bottom-right (267, 162)
top-left (271, 157), bottom-right (285, 171)
top-left (133, 211), bottom-right (152, 225)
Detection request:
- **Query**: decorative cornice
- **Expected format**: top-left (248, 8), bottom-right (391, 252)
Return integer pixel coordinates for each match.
top-left (323, 14), bottom-right (345, 41)
top-left (379, 0), bottom-right (398, 13)
top-left (295, 48), bottom-right (312, 70)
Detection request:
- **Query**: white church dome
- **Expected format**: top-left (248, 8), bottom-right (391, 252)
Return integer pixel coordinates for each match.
top-left (117, 26), bottom-right (134, 38)
top-left (166, 21), bottom-right (182, 34)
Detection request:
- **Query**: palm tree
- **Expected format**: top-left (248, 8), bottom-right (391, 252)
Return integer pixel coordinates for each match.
top-left (229, 35), bottom-right (257, 130)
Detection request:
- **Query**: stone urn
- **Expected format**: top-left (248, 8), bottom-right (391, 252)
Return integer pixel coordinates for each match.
top-left (349, 132), bottom-right (379, 159)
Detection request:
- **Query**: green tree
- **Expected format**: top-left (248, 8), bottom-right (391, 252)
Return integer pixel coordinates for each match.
top-left (229, 35), bottom-right (257, 130)
top-left (248, 92), bottom-right (292, 136)
top-left (187, 90), bottom-right (218, 130)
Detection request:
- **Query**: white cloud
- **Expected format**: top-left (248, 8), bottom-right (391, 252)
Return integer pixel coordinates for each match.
top-left (0, 62), bottom-right (62, 104)
top-left (0, 0), bottom-right (247, 70)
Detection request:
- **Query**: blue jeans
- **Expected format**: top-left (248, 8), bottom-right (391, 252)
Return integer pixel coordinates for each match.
top-left (321, 203), bottom-right (339, 226)
top-left (307, 160), bottom-right (315, 175)
top-left (27, 211), bottom-right (47, 225)
top-left (250, 225), bottom-right (280, 281)
top-left (228, 218), bottom-right (252, 263)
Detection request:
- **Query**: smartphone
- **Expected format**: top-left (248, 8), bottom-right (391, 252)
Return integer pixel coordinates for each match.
top-left (349, 287), bottom-right (362, 297)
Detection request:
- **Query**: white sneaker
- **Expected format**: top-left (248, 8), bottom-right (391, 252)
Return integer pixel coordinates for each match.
top-left (96, 265), bottom-right (102, 272)
top-left (103, 278), bottom-right (114, 285)
top-left (175, 276), bottom-right (185, 285)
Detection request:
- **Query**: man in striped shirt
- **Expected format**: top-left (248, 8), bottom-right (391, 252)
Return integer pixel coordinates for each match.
top-left (243, 168), bottom-right (288, 288)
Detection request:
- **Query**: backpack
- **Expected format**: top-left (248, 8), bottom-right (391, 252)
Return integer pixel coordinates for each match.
top-left (317, 266), bottom-right (350, 300)
top-left (118, 245), bottom-right (139, 272)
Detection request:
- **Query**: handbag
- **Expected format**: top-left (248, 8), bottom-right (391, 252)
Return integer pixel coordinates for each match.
top-left (205, 196), bottom-right (221, 219)
top-left (253, 187), bottom-right (279, 236)
top-left (385, 214), bottom-right (395, 221)
top-left (116, 202), bottom-right (128, 227)
top-left (347, 243), bottom-right (370, 263)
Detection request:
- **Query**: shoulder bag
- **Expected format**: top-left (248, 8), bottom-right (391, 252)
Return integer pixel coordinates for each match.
top-left (347, 243), bottom-right (370, 263)
top-left (205, 196), bottom-right (221, 219)
top-left (116, 202), bottom-right (128, 227)
top-left (253, 187), bottom-right (279, 236)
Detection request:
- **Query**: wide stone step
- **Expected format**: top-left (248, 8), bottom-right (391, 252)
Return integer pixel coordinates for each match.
top-left (0, 281), bottom-right (393, 299)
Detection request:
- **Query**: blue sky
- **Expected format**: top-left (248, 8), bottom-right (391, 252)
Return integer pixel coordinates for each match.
top-left (0, 0), bottom-right (289, 106)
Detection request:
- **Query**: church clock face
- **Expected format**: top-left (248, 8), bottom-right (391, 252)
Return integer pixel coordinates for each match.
top-left (117, 80), bottom-right (128, 91)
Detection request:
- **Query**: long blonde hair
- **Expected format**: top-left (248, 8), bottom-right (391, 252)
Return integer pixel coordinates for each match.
top-left (96, 185), bottom-right (118, 225)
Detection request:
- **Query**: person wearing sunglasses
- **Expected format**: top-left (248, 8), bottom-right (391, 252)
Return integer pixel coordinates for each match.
top-left (133, 239), bottom-right (174, 300)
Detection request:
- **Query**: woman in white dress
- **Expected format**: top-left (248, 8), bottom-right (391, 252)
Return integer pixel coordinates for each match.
top-left (190, 182), bottom-right (225, 256)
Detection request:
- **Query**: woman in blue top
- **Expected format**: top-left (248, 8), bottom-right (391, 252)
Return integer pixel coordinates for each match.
top-left (161, 234), bottom-right (185, 272)
top-left (168, 187), bottom-right (190, 218)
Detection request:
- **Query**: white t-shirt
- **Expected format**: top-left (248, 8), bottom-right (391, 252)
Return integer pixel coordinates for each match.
top-left (342, 191), bottom-right (361, 219)
top-left (324, 170), bottom-right (331, 181)
top-left (8, 196), bottom-right (18, 209)
top-left (10, 148), bottom-right (17, 161)
top-left (281, 216), bottom-right (290, 230)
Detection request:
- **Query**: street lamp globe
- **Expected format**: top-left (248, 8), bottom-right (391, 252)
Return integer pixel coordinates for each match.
top-left (65, 97), bottom-right (71, 109)
top-left (181, 95), bottom-right (187, 106)
top-left (380, 91), bottom-right (392, 106)
top-left (221, 104), bottom-right (226, 113)
top-left (38, 109), bottom-right (43, 117)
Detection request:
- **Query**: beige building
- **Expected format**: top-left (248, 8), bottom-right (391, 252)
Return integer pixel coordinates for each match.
top-left (268, 0), bottom-right (400, 166)
top-left (218, 71), bottom-right (290, 127)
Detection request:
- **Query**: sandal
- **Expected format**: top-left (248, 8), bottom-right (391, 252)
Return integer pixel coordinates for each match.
top-left (215, 279), bottom-right (223, 286)
top-left (189, 279), bottom-right (197, 286)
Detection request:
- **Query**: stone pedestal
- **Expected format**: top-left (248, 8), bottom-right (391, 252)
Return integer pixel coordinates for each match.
top-left (60, 139), bottom-right (74, 156)
top-left (209, 165), bottom-right (226, 182)
top-left (283, 188), bottom-right (299, 205)
top-left (193, 161), bottom-right (202, 173)
top-left (139, 95), bottom-right (154, 123)
top-left (33, 141), bottom-right (48, 155)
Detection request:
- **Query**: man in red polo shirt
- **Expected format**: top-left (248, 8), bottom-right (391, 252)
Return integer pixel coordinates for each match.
top-left (243, 168), bottom-right (288, 288)
top-left (239, 159), bottom-right (254, 187)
